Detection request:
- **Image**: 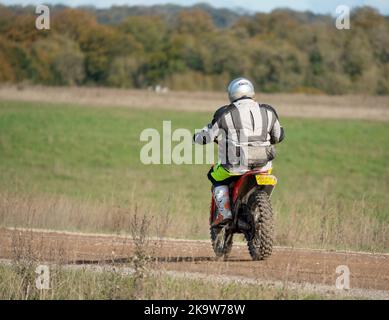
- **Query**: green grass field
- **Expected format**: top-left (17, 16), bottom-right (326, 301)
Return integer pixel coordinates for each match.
top-left (0, 100), bottom-right (388, 251)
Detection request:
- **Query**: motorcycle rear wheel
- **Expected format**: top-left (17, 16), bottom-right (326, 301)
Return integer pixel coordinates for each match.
top-left (245, 190), bottom-right (274, 261)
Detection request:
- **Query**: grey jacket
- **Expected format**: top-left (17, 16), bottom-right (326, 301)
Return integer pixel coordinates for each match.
top-left (194, 98), bottom-right (284, 173)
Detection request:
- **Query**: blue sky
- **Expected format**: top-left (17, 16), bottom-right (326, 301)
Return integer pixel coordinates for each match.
top-left (1, 0), bottom-right (389, 15)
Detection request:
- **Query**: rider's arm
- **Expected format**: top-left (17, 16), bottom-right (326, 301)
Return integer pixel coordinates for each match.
top-left (193, 106), bottom-right (226, 145)
top-left (270, 114), bottom-right (285, 144)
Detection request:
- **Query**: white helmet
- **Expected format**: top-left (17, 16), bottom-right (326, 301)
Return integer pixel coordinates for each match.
top-left (227, 77), bottom-right (255, 103)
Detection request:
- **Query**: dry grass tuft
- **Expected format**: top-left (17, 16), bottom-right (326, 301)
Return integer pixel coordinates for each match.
top-left (0, 190), bottom-right (387, 252)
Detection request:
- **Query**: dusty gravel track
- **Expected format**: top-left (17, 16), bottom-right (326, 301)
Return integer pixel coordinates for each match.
top-left (1, 228), bottom-right (388, 297)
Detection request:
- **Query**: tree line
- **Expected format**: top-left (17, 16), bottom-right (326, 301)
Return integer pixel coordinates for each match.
top-left (0, 4), bottom-right (388, 94)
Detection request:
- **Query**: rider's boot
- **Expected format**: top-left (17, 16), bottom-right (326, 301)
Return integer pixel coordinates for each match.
top-left (212, 185), bottom-right (232, 227)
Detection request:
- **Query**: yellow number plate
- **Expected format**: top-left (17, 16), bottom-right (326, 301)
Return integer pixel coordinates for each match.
top-left (255, 175), bottom-right (277, 186)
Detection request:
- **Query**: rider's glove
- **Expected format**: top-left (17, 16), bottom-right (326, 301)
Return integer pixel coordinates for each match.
top-left (193, 125), bottom-right (212, 145)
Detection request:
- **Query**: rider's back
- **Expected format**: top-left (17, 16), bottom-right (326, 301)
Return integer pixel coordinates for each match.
top-left (213, 98), bottom-right (283, 173)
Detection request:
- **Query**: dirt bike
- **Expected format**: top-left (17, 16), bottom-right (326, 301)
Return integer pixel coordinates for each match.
top-left (209, 167), bottom-right (277, 261)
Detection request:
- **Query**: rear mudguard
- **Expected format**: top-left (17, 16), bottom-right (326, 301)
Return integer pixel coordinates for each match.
top-left (232, 172), bottom-right (276, 206)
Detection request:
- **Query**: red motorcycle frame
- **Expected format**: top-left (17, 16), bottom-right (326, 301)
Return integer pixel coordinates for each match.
top-left (209, 167), bottom-right (277, 260)
top-left (209, 168), bottom-right (275, 225)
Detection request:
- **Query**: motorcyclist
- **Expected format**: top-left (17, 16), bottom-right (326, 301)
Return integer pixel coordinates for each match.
top-left (193, 77), bottom-right (284, 226)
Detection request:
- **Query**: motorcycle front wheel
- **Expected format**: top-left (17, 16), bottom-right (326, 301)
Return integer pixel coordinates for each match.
top-left (210, 225), bottom-right (233, 260)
